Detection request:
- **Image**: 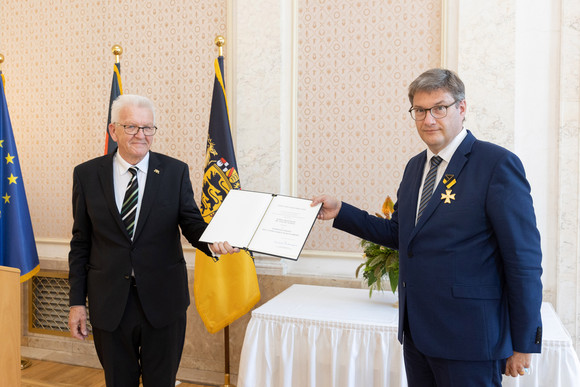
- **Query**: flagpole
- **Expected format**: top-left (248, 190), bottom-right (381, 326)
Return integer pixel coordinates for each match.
top-left (215, 34), bottom-right (236, 387)
top-left (223, 324), bottom-right (233, 387)
top-left (105, 45), bottom-right (123, 155)
top-left (112, 44), bottom-right (122, 63)
top-left (216, 35), bottom-right (225, 57)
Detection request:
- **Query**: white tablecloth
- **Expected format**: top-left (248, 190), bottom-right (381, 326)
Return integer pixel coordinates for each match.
top-left (503, 302), bottom-right (580, 387)
top-left (238, 284), bottom-right (580, 387)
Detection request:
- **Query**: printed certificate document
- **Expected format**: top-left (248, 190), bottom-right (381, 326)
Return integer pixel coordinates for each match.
top-left (199, 190), bottom-right (322, 260)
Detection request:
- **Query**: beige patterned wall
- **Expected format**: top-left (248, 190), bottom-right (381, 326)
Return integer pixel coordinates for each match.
top-left (297, 0), bottom-right (441, 251)
top-left (1, 0), bottom-right (440, 254)
top-left (0, 0), bottom-right (226, 239)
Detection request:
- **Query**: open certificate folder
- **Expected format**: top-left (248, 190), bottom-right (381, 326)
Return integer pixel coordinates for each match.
top-left (200, 190), bottom-right (322, 260)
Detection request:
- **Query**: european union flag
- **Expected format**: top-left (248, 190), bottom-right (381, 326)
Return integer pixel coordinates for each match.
top-left (0, 71), bottom-right (40, 282)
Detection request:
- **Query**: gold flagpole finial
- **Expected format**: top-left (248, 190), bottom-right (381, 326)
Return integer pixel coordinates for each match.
top-left (215, 36), bottom-right (225, 57)
top-left (112, 45), bottom-right (123, 64)
top-left (0, 53), bottom-right (4, 70)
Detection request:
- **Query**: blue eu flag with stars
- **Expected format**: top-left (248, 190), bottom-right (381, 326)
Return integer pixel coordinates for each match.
top-left (0, 71), bottom-right (39, 282)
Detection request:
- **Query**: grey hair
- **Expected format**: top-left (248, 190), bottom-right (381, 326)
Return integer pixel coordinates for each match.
top-left (110, 94), bottom-right (156, 124)
top-left (408, 68), bottom-right (465, 105)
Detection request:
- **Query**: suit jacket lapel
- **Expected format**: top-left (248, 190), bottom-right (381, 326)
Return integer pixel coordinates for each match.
top-left (397, 151), bottom-right (426, 242)
top-left (133, 152), bottom-right (163, 240)
top-left (97, 153), bottom-right (129, 239)
top-left (409, 151), bottom-right (427, 216)
top-left (410, 131), bottom-right (476, 239)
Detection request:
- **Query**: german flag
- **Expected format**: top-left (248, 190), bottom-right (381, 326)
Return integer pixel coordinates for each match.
top-left (104, 62), bottom-right (122, 154)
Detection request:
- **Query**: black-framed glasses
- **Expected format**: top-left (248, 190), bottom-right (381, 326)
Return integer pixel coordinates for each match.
top-left (408, 100), bottom-right (459, 121)
top-left (115, 123), bottom-right (157, 136)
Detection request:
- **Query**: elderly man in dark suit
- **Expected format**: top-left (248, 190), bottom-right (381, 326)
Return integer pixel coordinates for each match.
top-left (312, 69), bottom-right (543, 386)
top-left (68, 94), bottom-right (236, 386)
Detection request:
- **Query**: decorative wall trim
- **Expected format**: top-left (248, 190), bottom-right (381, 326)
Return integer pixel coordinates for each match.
top-left (289, 0), bottom-right (299, 197)
top-left (35, 238), bottom-right (69, 259)
top-left (556, 0), bottom-right (580, 353)
top-left (441, 0), bottom-right (459, 70)
top-left (35, 238), bottom-right (362, 279)
top-left (226, 0), bottom-right (236, 142)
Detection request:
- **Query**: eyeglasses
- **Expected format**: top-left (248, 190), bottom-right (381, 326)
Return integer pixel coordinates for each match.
top-left (408, 100), bottom-right (459, 121)
top-left (115, 123), bottom-right (157, 136)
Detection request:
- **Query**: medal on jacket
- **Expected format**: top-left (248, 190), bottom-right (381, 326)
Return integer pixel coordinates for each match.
top-left (441, 174), bottom-right (456, 204)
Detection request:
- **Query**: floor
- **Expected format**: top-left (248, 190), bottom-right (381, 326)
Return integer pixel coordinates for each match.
top-left (20, 359), bottom-right (217, 387)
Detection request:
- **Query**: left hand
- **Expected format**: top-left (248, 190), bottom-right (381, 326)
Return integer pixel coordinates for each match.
top-left (209, 241), bottom-right (240, 256)
top-left (505, 351), bottom-right (531, 377)
top-left (68, 306), bottom-right (89, 340)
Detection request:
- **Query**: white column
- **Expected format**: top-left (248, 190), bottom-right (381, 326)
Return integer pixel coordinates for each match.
top-left (555, 0), bottom-right (580, 353)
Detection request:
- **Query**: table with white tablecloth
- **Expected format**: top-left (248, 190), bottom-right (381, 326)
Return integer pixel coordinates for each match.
top-left (238, 284), bottom-right (580, 387)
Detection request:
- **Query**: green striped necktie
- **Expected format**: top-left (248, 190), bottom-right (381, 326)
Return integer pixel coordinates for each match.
top-left (121, 166), bottom-right (139, 238)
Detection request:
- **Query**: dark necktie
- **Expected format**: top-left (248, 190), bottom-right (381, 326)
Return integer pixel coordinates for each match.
top-left (417, 155), bottom-right (443, 221)
top-left (121, 167), bottom-right (139, 238)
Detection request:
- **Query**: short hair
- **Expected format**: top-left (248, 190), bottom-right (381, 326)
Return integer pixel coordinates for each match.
top-left (408, 68), bottom-right (465, 105)
top-left (110, 94), bottom-right (156, 124)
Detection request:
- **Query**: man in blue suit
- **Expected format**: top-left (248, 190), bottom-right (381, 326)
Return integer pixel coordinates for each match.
top-left (312, 69), bottom-right (542, 386)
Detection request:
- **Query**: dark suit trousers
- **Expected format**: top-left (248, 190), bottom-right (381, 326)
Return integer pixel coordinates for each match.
top-left (92, 279), bottom-right (186, 387)
top-left (402, 305), bottom-right (505, 387)
top-left (403, 332), bottom-right (505, 387)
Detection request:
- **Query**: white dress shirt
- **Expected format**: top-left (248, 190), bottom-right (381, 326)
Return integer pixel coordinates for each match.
top-left (113, 152), bottom-right (149, 239)
top-left (415, 128), bottom-right (467, 222)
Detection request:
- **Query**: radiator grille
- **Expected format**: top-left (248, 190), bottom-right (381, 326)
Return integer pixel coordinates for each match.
top-left (29, 270), bottom-right (92, 337)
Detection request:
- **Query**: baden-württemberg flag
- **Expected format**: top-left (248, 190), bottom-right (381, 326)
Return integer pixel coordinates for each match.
top-left (0, 71), bottom-right (40, 282)
top-left (194, 56), bottom-right (260, 334)
top-left (104, 62), bottom-right (123, 155)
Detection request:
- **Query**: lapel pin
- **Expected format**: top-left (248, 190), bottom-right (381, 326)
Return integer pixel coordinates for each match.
top-left (154, 169), bottom-right (160, 174)
top-left (443, 174), bottom-right (456, 189)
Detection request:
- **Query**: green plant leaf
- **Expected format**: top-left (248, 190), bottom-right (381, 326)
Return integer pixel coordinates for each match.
top-left (358, 234), bottom-right (399, 297)
top-left (369, 253), bottom-right (386, 268)
top-left (388, 267), bottom-right (399, 293)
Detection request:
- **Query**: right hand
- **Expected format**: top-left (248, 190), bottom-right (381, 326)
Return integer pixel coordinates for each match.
top-left (311, 195), bottom-right (342, 221)
top-left (209, 241), bottom-right (240, 256)
top-left (69, 305), bottom-right (89, 340)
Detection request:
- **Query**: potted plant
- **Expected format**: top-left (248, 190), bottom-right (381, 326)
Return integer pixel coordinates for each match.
top-left (355, 196), bottom-right (399, 296)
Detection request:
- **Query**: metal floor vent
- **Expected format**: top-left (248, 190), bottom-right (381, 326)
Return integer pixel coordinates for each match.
top-left (29, 270), bottom-right (92, 337)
